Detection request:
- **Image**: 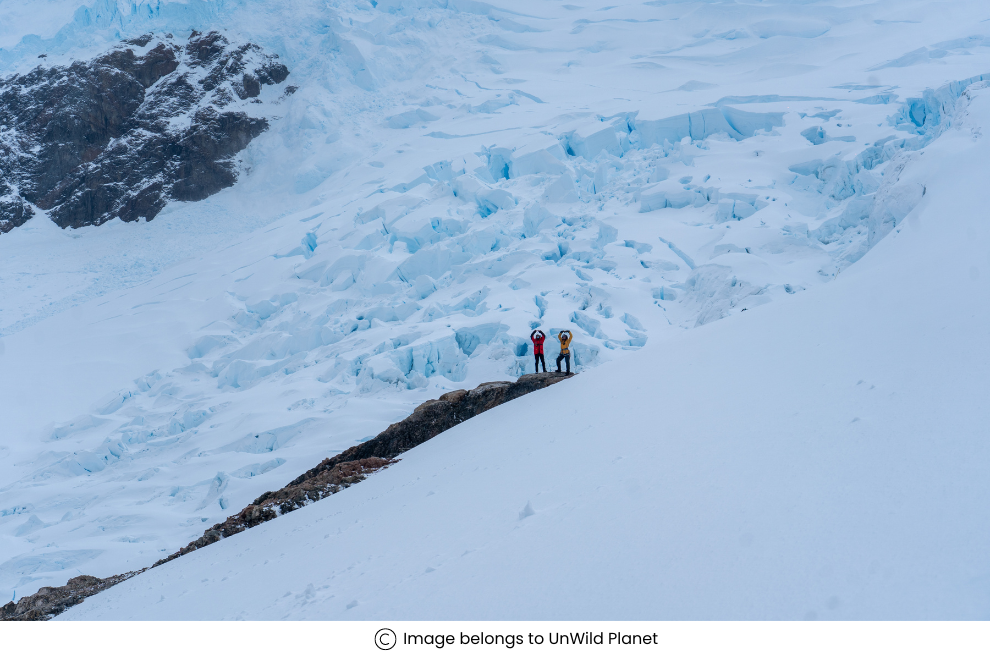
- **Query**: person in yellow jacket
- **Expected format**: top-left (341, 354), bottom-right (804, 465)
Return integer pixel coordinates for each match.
top-left (555, 330), bottom-right (573, 374)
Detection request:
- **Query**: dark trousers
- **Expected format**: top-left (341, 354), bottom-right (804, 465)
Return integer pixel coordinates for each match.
top-left (556, 353), bottom-right (570, 373)
top-left (534, 353), bottom-right (546, 372)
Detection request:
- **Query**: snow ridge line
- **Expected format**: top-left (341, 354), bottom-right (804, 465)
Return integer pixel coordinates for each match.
top-left (0, 371), bottom-right (573, 621)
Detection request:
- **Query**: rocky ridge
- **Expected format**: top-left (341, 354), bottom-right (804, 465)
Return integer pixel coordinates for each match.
top-left (0, 571), bottom-right (143, 621)
top-left (0, 371), bottom-right (573, 621)
top-left (0, 30), bottom-right (290, 233)
top-left (153, 371), bottom-right (574, 566)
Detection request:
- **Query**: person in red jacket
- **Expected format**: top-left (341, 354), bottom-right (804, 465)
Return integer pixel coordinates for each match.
top-left (530, 329), bottom-right (547, 373)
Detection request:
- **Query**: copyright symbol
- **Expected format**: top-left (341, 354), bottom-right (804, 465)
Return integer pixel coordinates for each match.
top-left (375, 628), bottom-right (397, 650)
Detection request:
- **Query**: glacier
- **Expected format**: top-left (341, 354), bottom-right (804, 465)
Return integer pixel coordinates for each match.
top-left (0, 0), bottom-right (988, 619)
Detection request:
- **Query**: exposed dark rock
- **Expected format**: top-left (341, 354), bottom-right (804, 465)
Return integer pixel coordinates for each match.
top-left (125, 34), bottom-right (154, 47)
top-left (240, 73), bottom-right (261, 99)
top-left (0, 31), bottom-right (290, 233)
top-left (152, 371), bottom-right (574, 568)
top-left (256, 61), bottom-right (290, 86)
top-left (152, 457), bottom-right (396, 568)
top-left (2, 371), bottom-right (574, 619)
top-left (186, 30), bottom-right (227, 64)
top-left (0, 571), bottom-right (143, 621)
top-left (286, 372), bottom-right (575, 485)
top-left (0, 179), bottom-right (34, 233)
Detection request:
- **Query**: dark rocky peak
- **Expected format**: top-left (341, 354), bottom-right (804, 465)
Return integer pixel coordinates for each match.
top-left (192, 34), bottom-right (290, 103)
top-left (186, 30), bottom-right (228, 63)
top-left (0, 31), bottom-right (291, 234)
top-left (124, 33), bottom-right (155, 47)
top-left (97, 42), bottom-right (180, 88)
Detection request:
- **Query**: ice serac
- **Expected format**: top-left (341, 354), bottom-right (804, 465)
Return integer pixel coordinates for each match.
top-left (0, 31), bottom-right (289, 232)
top-left (2, 0), bottom-right (990, 618)
top-left (633, 106), bottom-right (783, 147)
top-left (59, 91), bottom-right (990, 617)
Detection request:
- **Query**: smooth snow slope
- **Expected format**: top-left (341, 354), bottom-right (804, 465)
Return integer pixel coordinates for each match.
top-left (64, 88), bottom-right (990, 620)
top-left (3, 0), bottom-right (990, 600)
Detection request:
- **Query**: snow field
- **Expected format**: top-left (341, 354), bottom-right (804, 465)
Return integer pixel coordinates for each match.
top-left (1, 0), bottom-right (990, 604)
top-left (65, 84), bottom-right (990, 619)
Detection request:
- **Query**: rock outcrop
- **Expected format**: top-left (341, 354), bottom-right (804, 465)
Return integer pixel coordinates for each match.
top-left (1, 371), bottom-right (573, 620)
top-left (281, 371), bottom-right (576, 483)
top-left (0, 30), bottom-right (290, 233)
top-left (0, 571), bottom-right (143, 621)
top-left (154, 371), bottom-right (574, 566)
top-left (153, 457), bottom-right (397, 567)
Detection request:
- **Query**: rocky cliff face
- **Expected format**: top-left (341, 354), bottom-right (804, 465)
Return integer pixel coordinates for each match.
top-left (0, 31), bottom-right (290, 233)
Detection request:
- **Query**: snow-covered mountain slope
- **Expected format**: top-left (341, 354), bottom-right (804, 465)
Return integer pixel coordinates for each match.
top-left (63, 85), bottom-right (990, 619)
top-left (2, 0), bottom-right (989, 606)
